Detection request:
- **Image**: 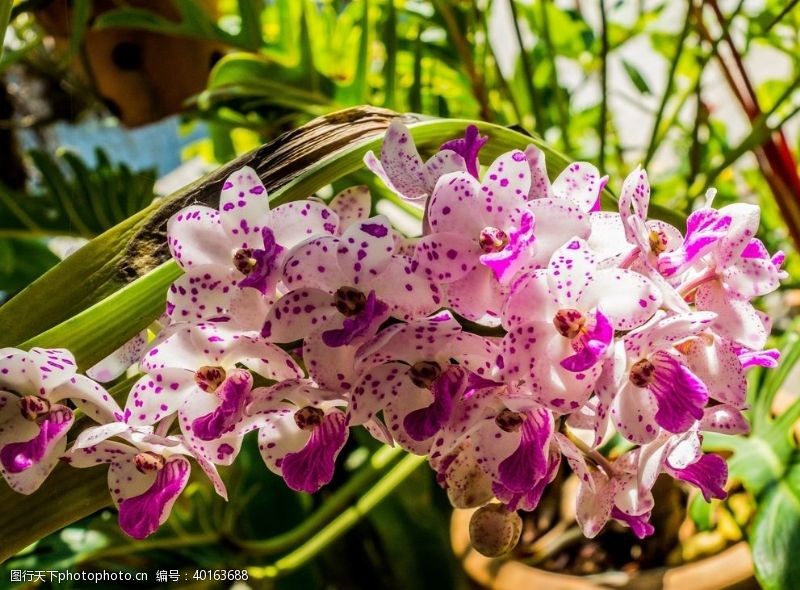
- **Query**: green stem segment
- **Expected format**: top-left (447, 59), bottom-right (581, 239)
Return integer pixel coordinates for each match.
top-left (250, 453), bottom-right (426, 580)
top-left (235, 445), bottom-right (404, 555)
top-left (0, 0), bottom-right (11, 59)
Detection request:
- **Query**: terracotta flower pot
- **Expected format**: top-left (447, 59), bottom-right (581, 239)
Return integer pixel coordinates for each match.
top-left (451, 508), bottom-right (757, 590)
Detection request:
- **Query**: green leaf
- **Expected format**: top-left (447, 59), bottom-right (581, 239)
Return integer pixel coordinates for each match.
top-left (688, 493), bottom-right (714, 532)
top-left (0, 0), bottom-right (11, 60)
top-left (621, 59), bottom-right (652, 95)
top-left (0, 238), bottom-right (60, 301)
top-left (751, 458), bottom-right (800, 590)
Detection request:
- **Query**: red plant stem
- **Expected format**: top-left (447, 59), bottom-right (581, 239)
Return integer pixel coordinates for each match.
top-left (700, 0), bottom-right (800, 248)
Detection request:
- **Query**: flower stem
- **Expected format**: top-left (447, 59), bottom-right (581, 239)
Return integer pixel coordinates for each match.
top-left (235, 444), bottom-right (403, 555)
top-left (564, 427), bottom-right (615, 477)
top-left (249, 453), bottom-right (426, 580)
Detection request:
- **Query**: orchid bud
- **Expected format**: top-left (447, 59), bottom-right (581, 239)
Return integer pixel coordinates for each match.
top-left (444, 450), bottom-right (494, 509)
top-left (469, 503), bottom-right (522, 557)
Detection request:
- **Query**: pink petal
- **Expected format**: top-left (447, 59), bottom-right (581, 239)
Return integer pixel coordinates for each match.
top-left (480, 150), bottom-right (531, 208)
top-left (167, 205), bottom-right (228, 270)
top-left (282, 235), bottom-right (341, 292)
top-left (364, 120), bottom-right (430, 201)
top-left (281, 411), bottom-right (348, 493)
top-left (271, 200), bottom-right (340, 248)
top-left (695, 282), bottom-right (767, 350)
top-left (618, 166), bottom-right (650, 245)
top-left (701, 404), bottom-right (749, 434)
top-left (584, 268), bottom-right (661, 330)
top-left (337, 216), bottom-right (396, 285)
top-left (527, 198), bottom-right (591, 267)
top-left (414, 232), bottom-right (480, 284)
top-left (166, 267), bottom-right (238, 323)
top-left (523, 144), bottom-right (553, 199)
top-left (610, 382), bottom-right (659, 444)
top-left (218, 166), bottom-right (271, 244)
top-left (546, 238), bottom-right (596, 308)
top-left (117, 457), bottom-right (191, 539)
top-left (0, 405), bottom-right (73, 493)
top-left (87, 332), bottom-right (147, 383)
top-left (552, 162), bottom-right (604, 212)
top-left (262, 288), bottom-right (337, 342)
top-left (329, 186), bottom-right (371, 230)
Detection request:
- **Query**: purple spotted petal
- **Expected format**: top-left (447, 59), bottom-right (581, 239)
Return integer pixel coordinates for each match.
top-left (497, 408), bottom-right (553, 493)
top-left (561, 309), bottom-right (612, 372)
top-left (611, 507), bottom-right (654, 539)
top-left (649, 351), bottom-right (708, 434)
top-left (658, 209), bottom-right (731, 277)
top-left (440, 125), bottom-right (488, 178)
top-left (0, 407), bottom-right (73, 474)
top-left (191, 369), bottom-right (253, 441)
top-left (618, 166), bottom-right (650, 245)
top-left (238, 227), bottom-right (285, 295)
top-left (322, 291), bottom-right (389, 347)
top-left (523, 145), bottom-right (553, 199)
top-left (666, 453), bottom-right (728, 501)
top-left (479, 211), bottom-right (536, 285)
top-left (329, 186), bottom-right (371, 231)
top-left (700, 404), bottom-right (749, 434)
top-left (218, 166), bottom-right (271, 243)
top-left (118, 457), bottom-right (190, 539)
top-left (737, 347), bottom-right (780, 370)
top-left (494, 445), bottom-right (560, 512)
top-left (281, 411), bottom-right (348, 493)
top-left (404, 366), bottom-right (468, 441)
top-left (551, 162), bottom-right (605, 213)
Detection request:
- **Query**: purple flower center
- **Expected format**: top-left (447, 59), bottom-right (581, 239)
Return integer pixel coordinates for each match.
top-left (236, 227), bottom-right (285, 294)
top-left (478, 227), bottom-right (509, 253)
top-left (134, 451), bottom-right (166, 474)
top-left (294, 406), bottom-right (325, 430)
top-left (195, 366), bottom-right (226, 393)
top-left (322, 290), bottom-right (389, 348)
top-left (409, 360), bottom-right (442, 389)
top-left (552, 308), bottom-right (585, 339)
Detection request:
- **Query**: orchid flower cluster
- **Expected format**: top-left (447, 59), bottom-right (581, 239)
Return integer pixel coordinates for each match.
top-left (0, 121), bottom-right (784, 551)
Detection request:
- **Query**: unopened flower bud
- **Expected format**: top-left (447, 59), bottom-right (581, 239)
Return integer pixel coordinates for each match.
top-left (469, 503), bottom-right (523, 557)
